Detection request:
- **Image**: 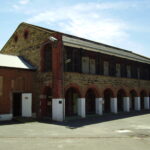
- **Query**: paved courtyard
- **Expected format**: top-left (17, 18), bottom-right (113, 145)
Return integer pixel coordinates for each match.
top-left (0, 112), bottom-right (150, 150)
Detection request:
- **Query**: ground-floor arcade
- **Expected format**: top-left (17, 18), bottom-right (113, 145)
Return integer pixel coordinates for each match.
top-left (40, 84), bottom-right (150, 122)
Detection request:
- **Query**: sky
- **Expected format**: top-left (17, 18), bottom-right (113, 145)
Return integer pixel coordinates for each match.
top-left (0, 0), bottom-right (150, 57)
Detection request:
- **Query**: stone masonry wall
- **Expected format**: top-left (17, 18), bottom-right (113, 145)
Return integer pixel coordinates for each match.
top-left (64, 72), bottom-right (150, 97)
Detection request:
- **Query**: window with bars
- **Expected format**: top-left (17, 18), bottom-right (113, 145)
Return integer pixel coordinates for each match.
top-left (64, 46), bottom-right (81, 72)
top-left (104, 61), bottom-right (109, 76)
top-left (121, 64), bottom-right (127, 77)
top-left (137, 68), bottom-right (140, 79)
top-left (131, 65), bottom-right (138, 79)
top-left (81, 55), bottom-right (96, 74)
top-left (127, 65), bottom-right (131, 78)
top-left (63, 46), bottom-right (150, 80)
top-left (116, 63), bottom-right (121, 77)
top-left (82, 56), bottom-right (89, 73)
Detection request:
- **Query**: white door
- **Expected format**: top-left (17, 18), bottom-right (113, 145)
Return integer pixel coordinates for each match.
top-left (22, 93), bottom-right (32, 117)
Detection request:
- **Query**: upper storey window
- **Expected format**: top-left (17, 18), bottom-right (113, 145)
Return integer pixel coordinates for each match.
top-left (44, 44), bottom-right (52, 72)
top-left (127, 65), bottom-right (131, 78)
top-left (131, 65), bottom-right (137, 78)
top-left (64, 46), bottom-right (149, 81)
top-left (109, 61), bottom-right (115, 77)
top-left (137, 68), bottom-right (140, 79)
top-left (82, 57), bottom-right (89, 74)
top-left (65, 46), bottom-right (73, 72)
top-left (104, 61), bottom-right (109, 76)
top-left (65, 46), bottom-right (81, 72)
top-left (116, 63), bottom-right (121, 77)
top-left (89, 58), bottom-right (96, 74)
top-left (121, 64), bottom-right (127, 77)
top-left (41, 43), bottom-right (52, 72)
top-left (64, 46), bottom-right (96, 74)
top-left (82, 56), bottom-right (96, 74)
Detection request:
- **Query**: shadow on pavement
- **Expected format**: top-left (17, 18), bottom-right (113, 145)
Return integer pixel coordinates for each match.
top-left (39, 111), bottom-right (150, 129)
top-left (0, 111), bottom-right (150, 128)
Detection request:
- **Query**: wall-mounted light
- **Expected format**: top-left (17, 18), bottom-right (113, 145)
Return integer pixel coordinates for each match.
top-left (65, 59), bottom-right (71, 64)
top-left (48, 36), bottom-right (58, 48)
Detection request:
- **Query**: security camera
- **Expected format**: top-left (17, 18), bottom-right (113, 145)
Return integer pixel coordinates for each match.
top-left (48, 36), bottom-right (58, 42)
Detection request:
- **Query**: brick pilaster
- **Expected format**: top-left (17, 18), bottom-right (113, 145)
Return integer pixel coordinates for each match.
top-left (51, 33), bottom-right (64, 98)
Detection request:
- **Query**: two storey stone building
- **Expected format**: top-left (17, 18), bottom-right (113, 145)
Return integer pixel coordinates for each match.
top-left (0, 22), bottom-right (150, 121)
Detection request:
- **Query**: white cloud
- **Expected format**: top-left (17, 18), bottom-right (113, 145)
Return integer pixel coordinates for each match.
top-left (26, 1), bottom-right (149, 56)
top-left (12, 4), bottom-right (20, 10)
top-left (27, 3), bottom-right (129, 46)
top-left (73, 1), bottom-right (135, 11)
top-left (19, 0), bottom-right (30, 5)
top-left (12, 0), bottom-right (30, 11)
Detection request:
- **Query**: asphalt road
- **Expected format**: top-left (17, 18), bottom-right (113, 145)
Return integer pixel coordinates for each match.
top-left (0, 112), bottom-right (150, 150)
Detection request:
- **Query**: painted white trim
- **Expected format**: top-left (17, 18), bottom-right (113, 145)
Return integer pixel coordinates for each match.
top-left (144, 97), bottom-right (150, 109)
top-left (134, 97), bottom-right (141, 111)
top-left (77, 98), bottom-right (86, 118)
top-left (123, 97), bottom-right (130, 112)
top-left (22, 93), bottom-right (32, 117)
top-left (52, 98), bottom-right (65, 122)
top-left (0, 114), bottom-right (12, 121)
top-left (111, 98), bottom-right (117, 114)
top-left (96, 98), bottom-right (103, 115)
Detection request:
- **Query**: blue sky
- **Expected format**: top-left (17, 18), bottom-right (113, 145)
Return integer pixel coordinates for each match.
top-left (0, 0), bottom-right (150, 57)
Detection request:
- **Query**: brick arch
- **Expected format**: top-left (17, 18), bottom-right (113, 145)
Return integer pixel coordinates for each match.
top-left (130, 89), bottom-right (138, 97)
top-left (117, 88), bottom-right (128, 97)
top-left (84, 85), bottom-right (101, 98)
top-left (65, 83), bottom-right (82, 98)
top-left (40, 40), bottom-right (52, 72)
top-left (140, 89), bottom-right (148, 97)
top-left (103, 88), bottom-right (115, 98)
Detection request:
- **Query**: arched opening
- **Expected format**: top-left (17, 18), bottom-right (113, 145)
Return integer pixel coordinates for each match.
top-left (117, 89), bottom-right (126, 112)
top-left (40, 43), bottom-right (52, 72)
top-left (65, 88), bottom-right (80, 117)
top-left (23, 30), bottom-right (29, 39)
top-left (140, 90), bottom-right (146, 110)
top-left (85, 89), bottom-right (96, 114)
top-left (103, 89), bottom-right (114, 113)
top-left (130, 90), bottom-right (137, 111)
top-left (41, 87), bottom-right (52, 117)
top-left (14, 35), bottom-right (18, 42)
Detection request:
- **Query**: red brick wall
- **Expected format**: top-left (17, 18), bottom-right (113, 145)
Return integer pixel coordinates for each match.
top-left (0, 67), bottom-right (34, 114)
top-left (51, 33), bottom-right (64, 98)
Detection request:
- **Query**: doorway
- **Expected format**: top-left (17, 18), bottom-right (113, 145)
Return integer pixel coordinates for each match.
top-left (86, 89), bottom-right (96, 115)
top-left (12, 93), bottom-right (22, 117)
top-left (103, 89), bottom-right (113, 113)
top-left (65, 88), bottom-right (79, 117)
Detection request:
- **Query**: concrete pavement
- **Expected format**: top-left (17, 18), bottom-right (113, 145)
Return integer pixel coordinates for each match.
top-left (0, 112), bottom-right (150, 150)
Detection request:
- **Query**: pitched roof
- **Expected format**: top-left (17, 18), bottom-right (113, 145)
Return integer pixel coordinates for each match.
top-left (1, 22), bottom-right (150, 65)
top-left (0, 54), bottom-right (35, 70)
top-left (21, 22), bottom-right (150, 64)
top-left (62, 36), bottom-right (150, 64)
